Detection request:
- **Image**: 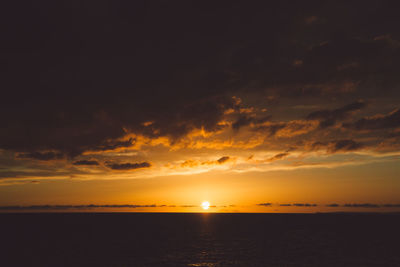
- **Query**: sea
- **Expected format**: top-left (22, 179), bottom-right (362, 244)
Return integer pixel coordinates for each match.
top-left (1, 213), bottom-right (399, 266)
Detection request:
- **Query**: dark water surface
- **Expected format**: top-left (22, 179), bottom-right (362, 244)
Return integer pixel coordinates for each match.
top-left (1, 213), bottom-right (400, 266)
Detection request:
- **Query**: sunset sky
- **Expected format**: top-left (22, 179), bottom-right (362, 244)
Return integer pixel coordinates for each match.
top-left (1, 1), bottom-right (400, 212)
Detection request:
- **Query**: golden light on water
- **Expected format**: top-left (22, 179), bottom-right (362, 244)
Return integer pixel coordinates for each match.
top-left (201, 201), bottom-right (210, 210)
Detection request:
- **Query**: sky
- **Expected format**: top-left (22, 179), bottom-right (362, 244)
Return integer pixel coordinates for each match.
top-left (1, 1), bottom-right (400, 212)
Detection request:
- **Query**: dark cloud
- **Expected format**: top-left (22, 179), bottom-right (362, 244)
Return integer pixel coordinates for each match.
top-left (306, 100), bottom-right (366, 128)
top-left (258, 203), bottom-right (317, 207)
top-left (72, 160), bottom-right (99, 166)
top-left (0, 168), bottom-right (86, 179)
top-left (326, 203), bottom-right (400, 208)
top-left (232, 116), bottom-right (254, 131)
top-left (16, 151), bottom-right (64, 161)
top-left (343, 203), bottom-right (380, 208)
top-left (278, 203), bottom-right (317, 207)
top-left (106, 161), bottom-right (151, 170)
top-left (94, 138), bottom-right (136, 152)
top-left (311, 139), bottom-right (364, 153)
top-left (267, 152), bottom-right (290, 162)
top-left (253, 120), bottom-right (316, 138)
top-left (293, 203), bottom-right (318, 207)
top-left (257, 203), bottom-right (272, 207)
top-left (217, 156), bottom-right (230, 164)
top-left (305, 16), bottom-right (318, 25)
top-left (231, 32), bottom-right (400, 100)
top-left (328, 139), bottom-right (364, 153)
top-left (326, 203), bottom-right (340, 207)
top-left (289, 35), bottom-right (400, 98)
top-left (254, 123), bottom-right (286, 137)
top-left (256, 203), bottom-right (400, 208)
top-left (344, 108), bottom-right (400, 131)
top-left (232, 115), bottom-right (270, 131)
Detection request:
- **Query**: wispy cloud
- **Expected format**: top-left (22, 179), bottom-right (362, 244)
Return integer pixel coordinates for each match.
top-left (0, 204), bottom-right (160, 210)
top-left (256, 203), bottom-right (400, 209)
top-left (105, 161), bottom-right (151, 170)
top-left (72, 160), bottom-right (99, 166)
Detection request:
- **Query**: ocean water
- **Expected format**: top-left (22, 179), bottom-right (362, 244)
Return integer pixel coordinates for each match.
top-left (1, 213), bottom-right (399, 266)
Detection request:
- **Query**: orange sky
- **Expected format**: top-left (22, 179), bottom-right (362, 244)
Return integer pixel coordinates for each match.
top-left (1, 151), bottom-right (399, 212)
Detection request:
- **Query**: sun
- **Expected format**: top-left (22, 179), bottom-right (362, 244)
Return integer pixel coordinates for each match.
top-left (201, 201), bottom-right (210, 210)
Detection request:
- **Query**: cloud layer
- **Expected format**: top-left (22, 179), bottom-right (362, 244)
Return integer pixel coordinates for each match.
top-left (0, 1), bottom-right (399, 183)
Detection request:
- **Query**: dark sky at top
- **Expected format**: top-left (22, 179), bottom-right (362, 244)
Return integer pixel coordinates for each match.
top-left (1, 0), bottom-right (400, 160)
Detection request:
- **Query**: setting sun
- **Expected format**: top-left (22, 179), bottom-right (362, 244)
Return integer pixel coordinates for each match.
top-left (201, 201), bottom-right (210, 210)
